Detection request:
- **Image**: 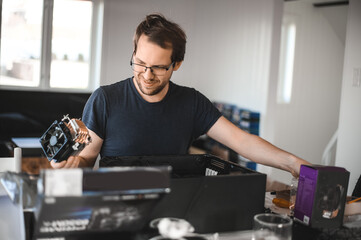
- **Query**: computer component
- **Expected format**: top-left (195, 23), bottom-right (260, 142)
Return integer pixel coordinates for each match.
top-left (294, 165), bottom-right (349, 228)
top-left (100, 154), bottom-right (267, 233)
top-left (34, 167), bottom-right (171, 239)
top-left (39, 115), bottom-right (91, 162)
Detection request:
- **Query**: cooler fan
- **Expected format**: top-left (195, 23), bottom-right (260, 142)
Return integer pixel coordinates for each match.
top-left (39, 115), bottom-right (91, 162)
top-left (318, 184), bottom-right (343, 219)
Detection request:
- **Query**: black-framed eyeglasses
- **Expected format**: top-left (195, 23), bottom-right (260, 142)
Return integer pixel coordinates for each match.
top-left (130, 54), bottom-right (174, 76)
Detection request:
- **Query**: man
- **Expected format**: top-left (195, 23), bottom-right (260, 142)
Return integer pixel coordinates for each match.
top-left (51, 14), bottom-right (310, 177)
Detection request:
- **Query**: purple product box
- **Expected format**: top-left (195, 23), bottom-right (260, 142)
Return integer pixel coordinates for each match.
top-left (294, 165), bottom-right (350, 228)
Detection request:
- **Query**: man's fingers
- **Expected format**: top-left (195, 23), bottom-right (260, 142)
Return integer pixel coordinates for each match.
top-left (63, 156), bottom-right (80, 168)
top-left (50, 160), bottom-right (67, 169)
top-left (50, 156), bottom-right (84, 169)
top-left (50, 156), bottom-right (78, 168)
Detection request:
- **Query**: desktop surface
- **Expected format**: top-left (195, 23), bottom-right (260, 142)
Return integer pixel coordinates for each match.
top-left (27, 214), bottom-right (361, 240)
top-left (16, 154), bottom-right (361, 240)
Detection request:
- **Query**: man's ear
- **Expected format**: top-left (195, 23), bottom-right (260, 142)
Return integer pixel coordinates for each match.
top-left (173, 61), bottom-right (183, 71)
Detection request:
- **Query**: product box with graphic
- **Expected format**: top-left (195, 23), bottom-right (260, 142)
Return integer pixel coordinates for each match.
top-left (33, 167), bottom-right (171, 239)
top-left (294, 165), bottom-right (349, 228)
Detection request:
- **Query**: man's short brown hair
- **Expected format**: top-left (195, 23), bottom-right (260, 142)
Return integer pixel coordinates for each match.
top-left (133, 13), bottom-right (187, 63)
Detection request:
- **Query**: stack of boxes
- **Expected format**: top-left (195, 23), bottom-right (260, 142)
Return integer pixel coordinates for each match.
top-left (210, 102), bottom-right (261, 170)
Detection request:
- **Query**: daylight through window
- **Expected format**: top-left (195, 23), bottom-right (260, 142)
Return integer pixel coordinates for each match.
top-left (0, 0), bottom-right (102, 92)
top-left (277, 18), bottom-right (296, 104)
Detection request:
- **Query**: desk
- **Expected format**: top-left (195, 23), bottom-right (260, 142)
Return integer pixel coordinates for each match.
top-left (23, 203), bottom-right (361, 240)
top-left (264, 191), bottom-right (361, 239)
top-left (1, 138), bottom-right (52, 174)
top-left (22, 157), bottom-right (51, 175)
top-left (8, 169), bottom-right (361, 240)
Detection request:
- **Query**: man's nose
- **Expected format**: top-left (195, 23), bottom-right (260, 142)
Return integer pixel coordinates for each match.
top-left (143, 67), bottom-right (154, 79)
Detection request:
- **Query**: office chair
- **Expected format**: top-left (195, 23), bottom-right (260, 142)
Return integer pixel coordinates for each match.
top-left (0, 147), bottom-right (22, 173)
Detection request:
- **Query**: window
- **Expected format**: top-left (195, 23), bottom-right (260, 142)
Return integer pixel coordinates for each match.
top-left (0, 0), bottom-right (43, 87)
top-left (277, 17), bottom-right (297, 104)
top-left (0, 0), bottom-right (103, 92)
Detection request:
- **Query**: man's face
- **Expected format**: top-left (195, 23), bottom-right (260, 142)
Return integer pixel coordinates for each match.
top-left (132, 34), bottom-right (181, 102)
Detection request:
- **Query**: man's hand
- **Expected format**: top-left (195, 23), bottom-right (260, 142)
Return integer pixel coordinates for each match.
top-left (49, 129), bottom-right (103, 169)
top-left (50, 156), bottom-right (82, 169)
top-left (290, 157), bottom-right (311, 178)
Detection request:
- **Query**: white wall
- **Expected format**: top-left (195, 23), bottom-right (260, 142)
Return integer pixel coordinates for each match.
top-left (100, 0), bottom-right (197, 86)
top-left (99, 0), bottom-right (349, 184)
top-left (336, 0), bottom-right (361, 195)
top-left (261, 1), bottom-right (346, 184)
top-left (100, 0), bottom-right (280, 113)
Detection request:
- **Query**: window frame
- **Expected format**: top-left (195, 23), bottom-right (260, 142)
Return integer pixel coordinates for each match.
top-left (0, 0), bottom-right (103, 93)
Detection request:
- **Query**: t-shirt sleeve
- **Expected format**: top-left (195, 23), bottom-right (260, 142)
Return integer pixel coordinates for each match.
top-left (82, 87), bottom-right (107, 139)
top-left (193, 90), bottom-right (222, 138)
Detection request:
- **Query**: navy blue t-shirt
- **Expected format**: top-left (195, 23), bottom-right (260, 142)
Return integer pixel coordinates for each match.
top-left (82, 77), bottom-right (222, 157)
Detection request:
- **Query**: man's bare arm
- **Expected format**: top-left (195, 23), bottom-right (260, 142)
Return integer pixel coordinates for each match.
top-left (207, 116), bottom-right (310, 177)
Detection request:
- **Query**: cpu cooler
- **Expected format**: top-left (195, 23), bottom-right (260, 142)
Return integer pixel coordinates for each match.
top-left (39, 115), bottom-right (91, 162)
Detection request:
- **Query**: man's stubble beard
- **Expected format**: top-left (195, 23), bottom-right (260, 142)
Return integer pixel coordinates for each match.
top-left (135, 75), bottom-right (169, 96)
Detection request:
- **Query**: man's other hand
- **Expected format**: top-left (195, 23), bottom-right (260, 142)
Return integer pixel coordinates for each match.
top-left (50, 156), bottom-right (81, 169)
